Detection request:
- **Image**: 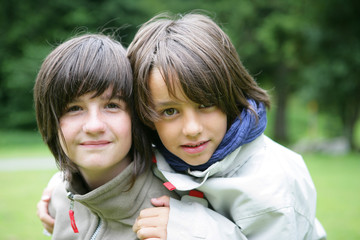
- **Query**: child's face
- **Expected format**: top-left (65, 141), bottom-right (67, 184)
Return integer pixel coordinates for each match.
top-left (59, 88), bottom-right (132, 181)
top-left (149, 68), bottom-right (227, 166)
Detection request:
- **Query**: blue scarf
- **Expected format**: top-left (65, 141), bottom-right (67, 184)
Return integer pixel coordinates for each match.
top-left (155, 99), bottom-right (267, 172)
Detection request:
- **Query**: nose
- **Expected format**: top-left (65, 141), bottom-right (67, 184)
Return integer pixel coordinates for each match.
top-left (182, 110), bottom-right (203, 137)
top-left (82, 110), bottom-right (106, 134)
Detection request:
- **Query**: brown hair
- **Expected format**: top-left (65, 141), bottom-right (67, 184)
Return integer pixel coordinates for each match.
top-left (128, 12), bottom-right (270, 127)
top-left (34, 34), bottom-right (151, 181)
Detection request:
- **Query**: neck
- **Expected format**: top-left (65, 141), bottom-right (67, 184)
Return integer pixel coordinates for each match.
top-left (79, 156), bottom-right (131, 190)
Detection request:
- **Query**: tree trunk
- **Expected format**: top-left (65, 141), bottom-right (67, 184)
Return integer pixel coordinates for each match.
top-left (341, 98), bottom-right (360, 151)
top-left (274, 90), bottom-right (289, 144)
top-left (273, 64), bottom-right (290, 144)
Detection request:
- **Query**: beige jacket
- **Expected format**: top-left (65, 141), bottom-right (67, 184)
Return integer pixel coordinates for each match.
top-left (154, 134), bottom-right (327, 240)
top-left (49, 162), bottom-right (178, 240)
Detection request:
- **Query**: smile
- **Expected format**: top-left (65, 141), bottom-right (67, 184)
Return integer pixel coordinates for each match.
top-left (80, 140), bottom-right (111, 147)
top-left (181, 140), bottom-right (209, 154)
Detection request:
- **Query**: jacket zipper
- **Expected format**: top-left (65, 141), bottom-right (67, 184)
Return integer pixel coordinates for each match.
top-left (67, 192), bottom-right (79, 233)
top-left (67, 191), bottom-right (102, 240)
top-left (90, 217), bottom-right (102, 240)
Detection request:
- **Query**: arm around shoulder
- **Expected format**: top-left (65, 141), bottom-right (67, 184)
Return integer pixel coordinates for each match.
top-left (36, 171), bottom-right (64, 235)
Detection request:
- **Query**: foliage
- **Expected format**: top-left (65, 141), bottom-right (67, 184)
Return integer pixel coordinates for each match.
top-left (0, 130), bottom-right (51, 158)
top-left (0, 0), bottom-right (359, 149)
top-left (0, 0), bottom-right (149, 130)
top-left (299, 0), bottom-right (360, 149)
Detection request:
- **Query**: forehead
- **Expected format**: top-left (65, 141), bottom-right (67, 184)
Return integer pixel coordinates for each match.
top-left (74, 88), bottom-right (116, 101)
top-left (149, 67), bottom-right (188, 104)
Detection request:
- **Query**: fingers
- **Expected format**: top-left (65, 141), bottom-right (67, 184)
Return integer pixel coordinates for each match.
top-left (133, 215), bottom-right (156, 232)
top-left (37, 199), bottom-right (55, 233)
top-left (151, 195), bottom-right (170, 207)
top-left (133, 207), bottom-right (169, 230)
top-left (136, 227), bottom-right (165, 240)
top-left (133, 207), bottom-right (169, 240)
top-left (36, 187), bottom-right (55, 234)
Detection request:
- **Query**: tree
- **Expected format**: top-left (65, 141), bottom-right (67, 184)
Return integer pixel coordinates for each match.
top-left (301, 0), bottom-right (360, 150)
top-left (212, 1), bottom-right (308, 144)
top-left (0, 0), bottom-right (149, 130)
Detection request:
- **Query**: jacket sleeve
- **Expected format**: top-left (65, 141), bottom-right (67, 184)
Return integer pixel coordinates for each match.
top-left (47, 172), bottom-right (66, 218)
top-left (47, 171), bottom-right (63, 188)
top-left (167, 197), bottom-right (248, 240)
top-left (234, 206), bottom-right (327, 240)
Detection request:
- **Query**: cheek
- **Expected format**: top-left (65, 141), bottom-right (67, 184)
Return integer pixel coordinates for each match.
top-left (220, 116), bottom-right (228, 135)
top-left (207, 112), bottom-right (227, 136)
top-left (115, 116), bottom-right (132, 141)
top-left (59, 120), bottom-right (72, 139)
top-left (59, 119), bottom-right (77, 149)
top-left (153, 122), bottom-right (171, 140)
top-left (153, 123), bottom-right (173, 149)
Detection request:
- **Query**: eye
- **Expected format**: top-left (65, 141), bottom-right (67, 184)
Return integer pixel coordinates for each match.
top-left (105, 99), bottom-right (127, 111)
top-left (106, 102), bottom-right (120, 109)
top-left (199, 103), bottom-right (215, 109)
top-left (66, 105), bottom-right (82, 113)
top-left (163, 108), bottom-right (178, 117)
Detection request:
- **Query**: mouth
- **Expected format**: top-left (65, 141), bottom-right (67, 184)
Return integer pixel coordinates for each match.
top-left (80, 140), bottom-right (111, 147)
top-left (181, 140), bottom-right (210, 154)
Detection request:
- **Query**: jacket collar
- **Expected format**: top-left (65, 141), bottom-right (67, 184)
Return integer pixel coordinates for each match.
top-left (66, 162), bottom-right (153, 222)
top-left (154, 134), bottom-right (265, 191)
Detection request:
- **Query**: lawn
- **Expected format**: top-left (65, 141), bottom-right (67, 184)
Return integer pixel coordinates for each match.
top-left (0, 124), bottom-right (359, 239)
top-left (0, 170), bottom-right (58, 240)
top-left (0, 153), bottom-right (359, 239)
top-left (305, 153), bottom-right (360, 239)
top-left (0, 131), bottom-right (56, 239)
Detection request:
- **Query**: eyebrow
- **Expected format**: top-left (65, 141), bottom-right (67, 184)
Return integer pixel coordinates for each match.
top-left (101, 95), bottom-right (123, 100)
top-left (71, 92), bottom-right (124, 102)
top-left (98, 91), bottom-right (124, 100)
top-left (153, 100), bottom-right (181, 108)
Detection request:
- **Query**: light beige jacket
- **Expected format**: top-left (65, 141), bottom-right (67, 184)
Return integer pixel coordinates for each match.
top-left (154, 134), bottom-right (327, 240)
top-left (49, 162), bottom-right (178, 240)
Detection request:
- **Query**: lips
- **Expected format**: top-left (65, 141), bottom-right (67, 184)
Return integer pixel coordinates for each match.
top-left (181, 140), bottom-right (209, 154)
top-left (80, 140), bottom-right (111, 147)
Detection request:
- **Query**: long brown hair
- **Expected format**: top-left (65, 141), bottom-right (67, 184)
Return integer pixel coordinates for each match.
top-left (34, 34), bottom-right (152, 181)
top-left (128, 12), bottom-right (270, 128)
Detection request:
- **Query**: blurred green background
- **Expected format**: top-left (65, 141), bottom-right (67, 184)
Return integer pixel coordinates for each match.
top-left (0, 0), bottom-right (359, 239)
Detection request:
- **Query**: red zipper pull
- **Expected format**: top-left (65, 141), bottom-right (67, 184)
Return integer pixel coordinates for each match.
top-left (69, 209), bottom-right (79, 233)
top-left (67, 192), bottom-right (79, 233)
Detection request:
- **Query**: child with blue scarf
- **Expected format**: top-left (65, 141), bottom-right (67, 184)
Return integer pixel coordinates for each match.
top-left (128, 12), bottom-right (327, 240)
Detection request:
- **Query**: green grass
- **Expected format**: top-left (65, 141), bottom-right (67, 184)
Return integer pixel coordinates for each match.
top-left (0, 131), bottom-right (54, 239)
top-left (304, 153), bottom-right (360, 239)
top-left (0, 154), bottom-right (359, 239)
top-left (0, 170), bottom-right (58, 240)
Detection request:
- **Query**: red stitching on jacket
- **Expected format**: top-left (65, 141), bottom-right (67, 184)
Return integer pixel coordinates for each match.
top-left (189, 190), bottom-right (204, 198)
top-left (163, 182), bottom-right (176, 191)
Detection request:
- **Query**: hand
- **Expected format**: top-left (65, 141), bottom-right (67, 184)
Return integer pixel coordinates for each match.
top-left (133, 196), bottom-right (170, 240)
top-left (150, 195), bottom-right (170, 208)
top-left (36, 187), bottom-right (55, 234)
